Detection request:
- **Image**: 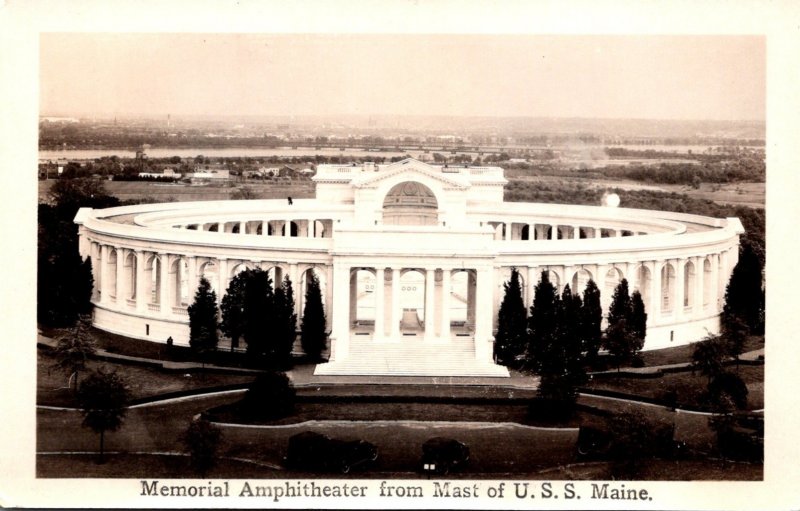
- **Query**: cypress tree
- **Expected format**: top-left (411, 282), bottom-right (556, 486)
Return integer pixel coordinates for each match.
top-left (187, 277), bottom-right (219, 360)
top-left (629, 290), bottom-right (647, 352)
top-left (526, 271), bottom-right (559, 373)
top-left (494, 268), bottom-right (528, 367)
top-left (274, 275), bottom-right (298, 366)
top-left (580, 279), bottom-right (603, 363)
top-left (301, 271), bottom-right (327, 361)
top-left (220, 271), bottom-right (248, 351)
top-left (604, 278), bottom-right (634, 368)
top-left (722, 240), bottom-right (764, 333)
top-left (243, 268), bottom-right (274, 365)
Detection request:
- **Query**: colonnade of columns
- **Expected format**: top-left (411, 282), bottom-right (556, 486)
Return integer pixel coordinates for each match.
top-left (503, 250), bottom-right (734, 334)
top-left (89, 241), bottom-right (332, 331)
top-left (487, 221), bottom-right (642, 241)
top-left (330, 264), bottom-right (494, 363)
top-left (178, 218), bottom-right (334, 238)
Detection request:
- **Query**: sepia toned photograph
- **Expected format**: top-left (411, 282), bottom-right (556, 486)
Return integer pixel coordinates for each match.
top-left (3, 1), bottom-right (798, 508)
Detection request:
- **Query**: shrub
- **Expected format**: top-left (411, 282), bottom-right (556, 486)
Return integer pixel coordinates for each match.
top-left (708, 372), bottom-right (749, 410)
top-left (239, 371), bottom-right (296, 420)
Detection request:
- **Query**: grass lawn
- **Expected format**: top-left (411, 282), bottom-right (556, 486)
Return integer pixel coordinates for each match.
top-left (535, 459), bottom-right (762, 481)
top-left (585, 365), bottom-right (764, 411)
top-left (38, 348), bottom-right (256, 407)
top-left (629, 335), bottom-right (763, 369)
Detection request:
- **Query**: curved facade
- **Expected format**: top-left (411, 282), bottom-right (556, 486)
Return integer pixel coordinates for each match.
top-left (75, 158), bottom-right (743, 377)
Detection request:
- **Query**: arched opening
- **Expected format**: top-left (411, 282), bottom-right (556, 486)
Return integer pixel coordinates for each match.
top-left (604, 267), bottom-right (623, 298)
top-left (199, 260), bottom-right (219, 298)
top-left (283, 221), bottom-right (299, 237)
top-left (148, 255), bottom-right (162, 305)
top-left (265, 266), bottom-right (284, 291)
top-left (171, 257), bottom-right (189, 307)
top-left (126, 252), bottom-right (137, 300)
top-left (661, 263), bottom-right (676, 313)
top-left (521, 224), bottom-right (530, 240)
top-left (635, 265), bottom-right (651, 308)
top-left (684, 260), bottom-right (696, 308)
top-left (450, 270), bottom-right (475, 334)
top-left (107, 249), bottom-right (118, 299)
top-left (398, 269), bottom-right (426, 331)
top-left (571, 269), bottom-right (593, 294)
top-left (351, 269), bottom-right (376, 333)
top-left (703, 258), bottom-right (713, 307)
top-left (382, 181), bottom-right (438, 225)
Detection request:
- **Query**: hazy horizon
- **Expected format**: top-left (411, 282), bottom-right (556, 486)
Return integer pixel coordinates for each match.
top-left (41, 34), bottom-right (765, 122)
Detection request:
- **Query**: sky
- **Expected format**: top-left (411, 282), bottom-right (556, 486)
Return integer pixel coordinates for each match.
top-left (40, 33), bottom-right (765, 121)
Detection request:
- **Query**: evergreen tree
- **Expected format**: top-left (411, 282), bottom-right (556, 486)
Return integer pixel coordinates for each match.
top-left (526, 271), bottom-right (559, 373)
top-left (722, 240), bottom-right (764, 333)
top-left (301, 271), bottom-right (327, 361)
top-left (243, 268), bottom-right (276, 365)
top-left (494, 268), bottom-right (528, 366)
top-left (579, 279), bottom-right (603, 363)
top-left (629, 290), bottom-right (648, 345)
top-left (274, 276), bottom-right (298, 366)
top-left (721, 314), bottom-right (748, 369)
top-left (603, 279), bottom-right (647, 367)
top-left (220, 271), bottom-right (248, 351)
top-left (691, 335), bottom-right (727, 384)
top-left (187, 277), bottom-right (219, 361)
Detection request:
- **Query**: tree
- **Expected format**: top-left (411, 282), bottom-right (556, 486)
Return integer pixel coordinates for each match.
top-left (579, 279), bottom-right (603, 363)
top-left (691, 335), bottom-right (727, 384)
top-left (220, 272), bottom-right (248, 351)
top-left (187, 277), bottom-right (219, 362)
top-left (76, 369), bottom-right (130, 463)
top-left (182, 418), bottom-right (223, 476)
top-left (243, 268), bottom-right (276, 364)
top-left (603, 279), bottom-right (645, 368)
top-left (526, 271), bottom-right (559, 373)
top-left (721, 314), bottom-right (748, 369)
top-left (708, 372), bottom-right (749, 410)
top-left (494, 268), bottom-right (528, 366)
top-left (608, 410), bottom-right (672, 478)
top-left (300, 271), bottom-right (327, 361)
top-left (239, 371), bottom-right (296, 420)
top-left (722, 240), bottom-right (764, 334)
top-left (53, 314), bottom-right (97, 392)
top-left (274, 276), bottom-right (298, 366)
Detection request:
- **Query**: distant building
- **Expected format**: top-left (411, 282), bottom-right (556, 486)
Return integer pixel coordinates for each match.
top-left (139, 168), bottom-right (181, 179)
top-left (189, 169), bottom-right (230, 181)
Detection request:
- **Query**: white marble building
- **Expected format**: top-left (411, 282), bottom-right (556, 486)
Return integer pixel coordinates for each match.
top-left (74, 158), bottom-right (743, 377)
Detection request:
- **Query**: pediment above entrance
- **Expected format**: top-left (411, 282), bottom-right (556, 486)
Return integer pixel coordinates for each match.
top-left (351, 158), bottom-right (470, 190)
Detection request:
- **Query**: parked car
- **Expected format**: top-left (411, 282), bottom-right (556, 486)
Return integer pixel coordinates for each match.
top-left (284, 431), bottom-right (378, 474)
top-left (420, 437), bottom-right (470, 475)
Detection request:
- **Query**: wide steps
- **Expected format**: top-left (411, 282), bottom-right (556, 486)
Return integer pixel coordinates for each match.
top-left (314, 336), bottom-right (509, 377)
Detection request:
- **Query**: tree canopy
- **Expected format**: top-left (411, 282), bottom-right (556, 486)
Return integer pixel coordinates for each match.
top-left (300, 271), bottom-right (327, 361)
top-left (187, 277), bottom-right (219, 360)
top-left (494, 268), bottom-right (527, 367)
top-left (77, 369), bottom-right (130, 463)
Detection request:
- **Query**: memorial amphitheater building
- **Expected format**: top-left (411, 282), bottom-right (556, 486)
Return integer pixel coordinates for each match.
top-left (75, 158), bottom-right (744, 377)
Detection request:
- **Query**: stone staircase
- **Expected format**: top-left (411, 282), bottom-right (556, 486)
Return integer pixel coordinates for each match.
top-left (314, 333), bottom-right (509, 377)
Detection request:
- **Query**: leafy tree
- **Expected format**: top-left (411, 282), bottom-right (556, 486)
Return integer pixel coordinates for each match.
top-left (721, 314), bottom-right (748, 369)
top-left (274, 276), bottom-right (298, 366)
top-left (708, 372), bottom-right (749, 411)
top-left (53, 314), bottom-right (97, 392)
top-left (300, 271), bottom-right (327, 361)
top-left (76, 369), bottom-right (130, 463)
top-left (722, 240), bottom-right (765, 334)
top-left (187, 277), bottom-right (219, 362)
top-left (220, 272), bottom-right (248, 351)
top-left (239, 371), bottom-right (296, 420)
top-left (494, 268), bottom-right (528, 366)
top-left (691, 335), bottom-right (727, 384)
top-left (579, 279), bottom-right (603, 363)
top-left (182, 418), bottom-right (223, 476)
top-left (526, 271), bottom-right (559, 373)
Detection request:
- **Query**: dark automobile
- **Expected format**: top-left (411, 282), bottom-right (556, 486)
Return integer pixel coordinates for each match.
top-left (420, 437), bottom-right (470, 475)
top-left (284, 431), bottom-right (378, 474)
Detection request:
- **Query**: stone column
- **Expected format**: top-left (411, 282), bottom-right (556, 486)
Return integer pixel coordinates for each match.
top-left (526, 266), bottom-right (538, 307)
top-left (158, 253), bottom-right (169, 314)
top-left (595, 227), bottom-right (602, 239)
top-left (289, 262), bottom-right (300, 319)
top-left (135, 251), bottom-right (146, 313)
top-left (504, 223), bottom-right (512, 241)
top-left (217, 258), bottom-right (229, 301)
top-left (331, 263), bottom-right (351, 361)
top-left (424, 268), bottom-right (436, 341)
top-left (467, 271), bottom-right (476, 329)
top-left (374, 267), bottom-right (385, 340)
top-left (711, 253), bottom-right (721, 310)
top-left (307, 219), bottom-right (314, 238)
top-left (324, 265), bottom-right (333, 332)
top-left (573, 225), bottom-right (581, 239)
top-left (186, 256), bottom-right (198, 299)
top-left (115, 248), bottom-right (126, 305)
top-left (693, 256), bottom-right (704, 318)
top-left (550, 224), bottom-right (558, 240)
top-left (99, 245), bottom-right (110, 304)
top-left (675, 258), bottom-right (686, 319)
top-left (474, 266), bottom-right (494, 363)
top-left (284, 220), bottom-right (291, 238)
top-left (625, 261), bottom-right (637, 293)
top-left (653, 260), bottom-right (663, 319)
top-left (349, 270), bottom-right (358, 327)
top-left (390, 268), bottom-right (401, 338)
top-left (440, 268), bottom-right (451, 341)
